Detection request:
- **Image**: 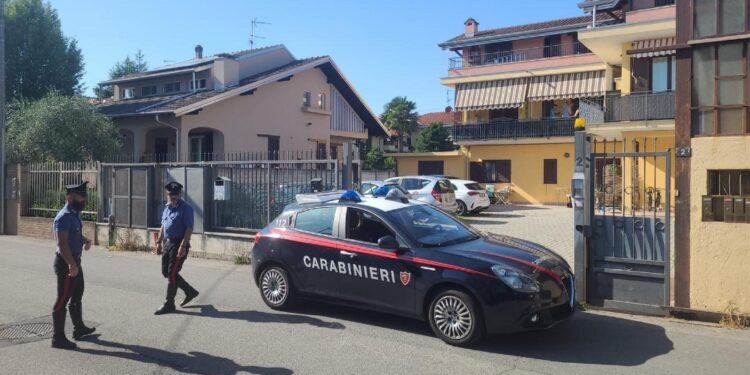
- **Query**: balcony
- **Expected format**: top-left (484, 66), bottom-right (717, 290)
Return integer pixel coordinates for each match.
top-left (448, 118), bottom-right (575, 142)
top-left (630, 0), bottom-right (675, 11)
top-left (449, 42), bottom-right (591, 70)
top-left (604, 91), bottom-right (675, 122)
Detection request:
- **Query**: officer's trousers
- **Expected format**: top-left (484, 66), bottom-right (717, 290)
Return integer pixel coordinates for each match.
top-left (161, 238), bottom-right (196, 304)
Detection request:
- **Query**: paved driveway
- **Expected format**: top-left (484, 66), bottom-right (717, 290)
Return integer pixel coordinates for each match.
top-left (462, 204), bottom-right (574, 265)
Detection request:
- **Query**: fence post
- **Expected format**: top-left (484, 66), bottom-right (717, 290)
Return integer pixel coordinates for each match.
top-left (265, 162), bottom-right (271, 226)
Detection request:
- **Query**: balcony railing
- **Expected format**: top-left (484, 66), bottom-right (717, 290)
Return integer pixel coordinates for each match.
top-left (449, 42), bottom-right (591, 70)
top-left (448, 117), bottom-right (576, 142)
top-left (604, 91), bottom-right (675, 122)
top-left (630, 0), bottom-right (675, 11)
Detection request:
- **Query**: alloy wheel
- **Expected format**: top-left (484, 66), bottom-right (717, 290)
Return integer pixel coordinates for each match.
top-left (261, 268), bottom-right (288, 306)
top-left (433, 295), bottom-right (473, 340)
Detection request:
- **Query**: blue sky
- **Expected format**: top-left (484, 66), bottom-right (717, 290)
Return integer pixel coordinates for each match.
top-left (50, 0), bottom-right (583, 114)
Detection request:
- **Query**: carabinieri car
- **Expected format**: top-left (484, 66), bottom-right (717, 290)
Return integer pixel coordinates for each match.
top-left (251, 191), bottom-right (575, 346)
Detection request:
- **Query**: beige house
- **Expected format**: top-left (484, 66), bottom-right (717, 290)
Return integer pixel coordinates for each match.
top-left (98, 45), bottom-right (388, 161)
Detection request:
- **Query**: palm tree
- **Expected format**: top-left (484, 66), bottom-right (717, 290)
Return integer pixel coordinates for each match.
top-left (380, 96), bottom-right (419, 152)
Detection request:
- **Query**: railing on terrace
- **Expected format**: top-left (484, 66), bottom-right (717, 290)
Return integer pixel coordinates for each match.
top-left (630, 0), bottom-right (675, 11)
top-left (449, 42), bottom-right (591, 70)
top-left (604, 91), bottom-right (675, 122)
top-left (448, 117), bottom-right (576, 141)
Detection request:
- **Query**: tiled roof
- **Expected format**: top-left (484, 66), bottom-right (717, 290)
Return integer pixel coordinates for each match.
top-left (418, 110), bottom-right (461, 125)
top-left (440, 12), bottom-right (621, 47)
top-left (97, 94), bottom-right (183, 117)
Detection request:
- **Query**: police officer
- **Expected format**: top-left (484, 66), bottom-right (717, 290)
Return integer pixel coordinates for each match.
top-left (52, 182), bottom-right (96, 349)
top-left (154, 181), bottom-right (199, 315)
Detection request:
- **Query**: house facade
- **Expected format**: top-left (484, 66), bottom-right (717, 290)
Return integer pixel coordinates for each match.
top-left (673, 0), bottom-right (750, 314)
top-left (97, 45), bottom-right (387, 161)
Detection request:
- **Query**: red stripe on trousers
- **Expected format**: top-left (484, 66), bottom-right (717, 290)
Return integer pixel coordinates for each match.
top-left (170, 256), bottom-right (184, 283)
top-left (54, 275), bottom-right (71, 311)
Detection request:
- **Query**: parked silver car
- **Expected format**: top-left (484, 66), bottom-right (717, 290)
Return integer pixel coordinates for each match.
top-left (384, 176), bottom-right (458, 213)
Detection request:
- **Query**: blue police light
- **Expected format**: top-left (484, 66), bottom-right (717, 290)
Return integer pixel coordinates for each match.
top-left (373, 185), bottom-right (391, 197)
top-left (339, 190), bottom-right (362, 203)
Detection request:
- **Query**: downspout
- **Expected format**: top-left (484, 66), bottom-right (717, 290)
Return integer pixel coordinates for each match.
top-left (155, 114), bottom-right (180, 159)
top-left (592, 4), bottom-right (597, 28)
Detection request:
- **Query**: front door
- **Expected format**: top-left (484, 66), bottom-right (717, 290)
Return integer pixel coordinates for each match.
top-left (337, 207), bottom-right (416, 314)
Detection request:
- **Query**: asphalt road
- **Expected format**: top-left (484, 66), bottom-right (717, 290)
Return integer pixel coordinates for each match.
top-left (1, 235), bottom-right (749, 375)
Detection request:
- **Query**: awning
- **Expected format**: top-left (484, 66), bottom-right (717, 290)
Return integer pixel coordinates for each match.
top-left (455, 78), bottom-right (528, 111)
top-left (527, 71), bottom-right (605, 101)
top-left (629, 38), bottom-right (676, 58)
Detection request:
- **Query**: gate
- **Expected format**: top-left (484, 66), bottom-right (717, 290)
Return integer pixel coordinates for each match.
top-left (582, 139), bottom-right (671, 315)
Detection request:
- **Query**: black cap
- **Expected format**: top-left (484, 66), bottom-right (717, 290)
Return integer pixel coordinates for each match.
top-left (65, 181), bottom-right (88, 196)
top-left (165, 181), bottom-right (183, 193)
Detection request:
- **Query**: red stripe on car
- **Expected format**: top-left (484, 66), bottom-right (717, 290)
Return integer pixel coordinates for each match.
top-left (478, 251), bottom-right (562, 285)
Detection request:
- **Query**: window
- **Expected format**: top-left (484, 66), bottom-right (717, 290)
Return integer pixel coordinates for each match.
top-left (544, 159), bottom-right (558, 184)
top-left (389, 205), bottom-right (479, 247)
top-left (121, 88), bottom-right (135, 99)
top-left (189, 79), bottom-right (206, 90)
top-left (141, 86), bottom-right (157, 96)
top-left (703, 170), bottom-right (750, 222)
top-left (418, 161), bottom-right (444, 175)
top-left (303, 91), bottom-right (311, 107)
top-left (691, 42), bottom-right (750, 136)
top-left (267, 136), bottom-right (280, 160)
top-left (294, 207), bottom-right (337, 235)
top-left (318, 93), bottom-right (326, 110)
top-left (483, 160), bottom-right (511, 183)
top-left (401, 178), bottom-right (429, 190)
top-left (164, 82), bottom-right (181, 93)
top-left (693, 0), bottom-right (747, 38)
top-left (345, 208), bottom-right (395, 245)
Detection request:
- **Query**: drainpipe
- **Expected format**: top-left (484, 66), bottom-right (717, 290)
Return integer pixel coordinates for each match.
top-left (155, 114), bottom-right (180, 160)
top-left (592, 4), bottom-right (597, 28)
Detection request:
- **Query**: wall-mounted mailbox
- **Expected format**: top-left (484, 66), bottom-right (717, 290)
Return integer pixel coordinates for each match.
top-left (214, 177), bottom-right (232, 201)
top-left (733, 197), bottom-right (745, 223)
top-left (724, 197), bottom-right (735, 222)
top-left (702, 196), bottom-right (714, 221)
top-left (311, 178), bottom-right (323, 193)
top-left (745, 199), bottom-right (750, 223)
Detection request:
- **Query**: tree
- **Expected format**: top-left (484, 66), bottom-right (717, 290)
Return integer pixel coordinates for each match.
top-left (6, 92), bottom-right (121, 162)
top-left (362, 147), bottom-right (395, 171)
top-left (380, 96), bottom-right (419, 152)
top-left (415, 122), bottom-right (456, 152)
top-left (4, 0), bottom-right (85, 101)
top-left (94, 50), bottom-right (149, 98)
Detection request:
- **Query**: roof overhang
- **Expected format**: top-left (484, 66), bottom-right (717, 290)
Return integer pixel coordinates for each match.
top-left (439, 23), bottom-right (594, 50)
top-left (99, 63), bottom-right (213, 86)
top-left (577, 19), bottom-right (675, 64)
top-left (577, 0), bottom-right (623, 13)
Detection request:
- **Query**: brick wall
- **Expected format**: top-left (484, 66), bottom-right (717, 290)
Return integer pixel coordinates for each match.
top-left (16, 216), bottom-right (97, 243)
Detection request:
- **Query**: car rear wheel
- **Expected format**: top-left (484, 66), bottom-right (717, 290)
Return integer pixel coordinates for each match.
top-left (456, 200), bottom-right (468, 216)
top-left (259, 266), bottom-right (295, 310)
top-left (428, 290), bottom-right (484, 346)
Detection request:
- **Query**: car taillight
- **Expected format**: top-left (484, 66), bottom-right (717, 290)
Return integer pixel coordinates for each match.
top-left (254, 231), bottom-right (261, 243)
top-left (431, 188), bottom-right (442, 202)
top-left (467, 191), bottom-right (479, 196)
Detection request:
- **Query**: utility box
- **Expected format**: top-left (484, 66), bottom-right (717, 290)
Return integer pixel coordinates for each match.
top-left (311, 178), bottom-right (323, 193)
top-left (733, 197), bottom-right (745, 223)
top-left (745, 199), bottom-right (750, 223)
top-left (702, 196), bottom-right (714, 221)
top-left (214, 177), bottom-right (232, 201)
top-left (724, 197), bottom-right (735, 222)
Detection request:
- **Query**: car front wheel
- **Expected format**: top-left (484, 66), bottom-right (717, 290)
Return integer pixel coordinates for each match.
top-left (456, 200), bottom-right (468, 216)
top-left (259, 265), bottom-right (295, 310)
top-left (428, 289), bottom-right (484, 346)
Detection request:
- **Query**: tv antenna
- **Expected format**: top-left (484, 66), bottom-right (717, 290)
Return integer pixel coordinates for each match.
top-left (250, 18), bottom-right (271, 49)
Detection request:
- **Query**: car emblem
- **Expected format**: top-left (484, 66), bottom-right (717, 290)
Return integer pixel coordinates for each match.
top-left (400, 272), bottom-right (411, 286)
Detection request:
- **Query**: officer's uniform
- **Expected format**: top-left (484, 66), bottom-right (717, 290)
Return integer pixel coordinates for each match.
top-left (52, 182), bottom-right (95, 349)
top-left (156, 182), bottom-right (199, 314)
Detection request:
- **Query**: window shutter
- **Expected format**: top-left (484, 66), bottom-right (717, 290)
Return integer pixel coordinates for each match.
top-left (544, 159), bottom-right (558, 184)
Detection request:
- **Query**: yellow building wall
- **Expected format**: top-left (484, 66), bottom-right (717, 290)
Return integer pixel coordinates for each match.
top-left (468, 143), bottom-right (574, 204)
top-left (620, 42), bottom-right (632, 94)
top-left (689, 136), bottom-right (750, 314)
top-left (394, 152), bottom-right (467, 179)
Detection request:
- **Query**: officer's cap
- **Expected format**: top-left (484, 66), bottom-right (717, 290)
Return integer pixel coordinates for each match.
top-left (65, 181), bottom-right (88, 197)
top-left (165, 181), bottom-right (183, 194)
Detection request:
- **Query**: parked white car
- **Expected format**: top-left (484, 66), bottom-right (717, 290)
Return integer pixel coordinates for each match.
top-left (384, 176), bottom-right (458, 214)
top-left (450, 179), bottom-right (491, 216)
top-left (359, 180), bottom-right (412, 199)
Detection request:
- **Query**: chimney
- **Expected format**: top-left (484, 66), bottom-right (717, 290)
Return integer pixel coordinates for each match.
top-left (195, 45), bottom-right (203, 59)
top-left (464, 18), bottom-right (478, 37)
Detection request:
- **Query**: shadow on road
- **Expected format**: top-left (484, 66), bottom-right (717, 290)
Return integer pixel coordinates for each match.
top-left (179, 304), bottom-right (345, 329)
top-left (77, 335), bottom-right (293, 375)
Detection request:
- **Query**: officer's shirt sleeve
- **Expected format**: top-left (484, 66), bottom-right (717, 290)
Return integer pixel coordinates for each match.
top-left (54, 213), bottom-right (72, 234)
top-left (183, 204), bottom-right (194, 228)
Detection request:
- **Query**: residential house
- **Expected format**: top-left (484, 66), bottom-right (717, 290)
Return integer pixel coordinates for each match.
top-left (375, 106), bottom-right (461, 153)
top-left (673, 0), bottom-right (750, 314)
top-left (97, 45), bottom-right (388, 161)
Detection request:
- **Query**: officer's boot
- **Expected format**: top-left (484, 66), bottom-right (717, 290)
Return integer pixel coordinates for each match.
top-left (154, 283), bottom-right (178, 315)
top-left (51, 309), bottom-right (77, 349)
top-left (69, 303), bottom-right (96, 340)
top-left (177, 276), bottom-right (199, 307)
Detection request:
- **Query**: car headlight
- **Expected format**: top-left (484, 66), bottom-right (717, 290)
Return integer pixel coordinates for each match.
top-left (491, 265), bottom-right (540, 293)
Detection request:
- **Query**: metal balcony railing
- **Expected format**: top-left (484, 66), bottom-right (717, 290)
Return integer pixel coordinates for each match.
top-left (449, 42), bottom-right (591, 70)
top-left (604, 91), bottom-right (675, 122)
top-left (448, 117), bottom-right (576, 141)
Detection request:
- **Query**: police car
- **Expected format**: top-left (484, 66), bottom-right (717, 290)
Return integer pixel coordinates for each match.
top-left (251, 191), bottom-right (574, 346)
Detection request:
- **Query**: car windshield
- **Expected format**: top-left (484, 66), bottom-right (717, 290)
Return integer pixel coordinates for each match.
top-left (464, 183), bottom-right (482, 190)
top-left (388, 205), bottom-right (480, 247)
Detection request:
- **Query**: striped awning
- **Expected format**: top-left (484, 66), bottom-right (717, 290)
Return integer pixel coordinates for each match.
top-left (455, 78), bottom-right (528, 111)
top-left (527, 71), bottom-right (606, 101)
top-left (630, 38), bottom-right (676, 58)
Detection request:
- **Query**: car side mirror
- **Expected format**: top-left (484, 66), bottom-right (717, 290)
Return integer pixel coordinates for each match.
top-left (377, 235), bottom-right (399, 252)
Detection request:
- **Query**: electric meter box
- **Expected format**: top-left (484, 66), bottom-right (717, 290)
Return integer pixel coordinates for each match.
top-left (214, 177), bottom-right (232, 201)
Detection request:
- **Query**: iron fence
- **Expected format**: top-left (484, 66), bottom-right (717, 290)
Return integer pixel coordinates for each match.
top-left (448, 117), bottom-right (576, 141)
top-left (24, 162), bottom-right (100, 221)
top-left (449, 42), bottom-right (590, 69)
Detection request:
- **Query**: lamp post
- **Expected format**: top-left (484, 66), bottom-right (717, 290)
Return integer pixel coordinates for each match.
top-left (0, 0), bottom-right (6, 235)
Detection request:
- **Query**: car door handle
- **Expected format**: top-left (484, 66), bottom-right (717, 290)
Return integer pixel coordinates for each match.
top-left (340, 251), bottom-right (357, 258)
top-left (420, 266), bottom-right (436, 271)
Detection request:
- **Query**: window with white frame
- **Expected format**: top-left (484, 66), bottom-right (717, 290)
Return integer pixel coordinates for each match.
top-left (164, 82), bottom-right (181, 93)
top-left (189, 79), bottom-right (206, 90)
top-left (121, 87), bottom-right (135, 99)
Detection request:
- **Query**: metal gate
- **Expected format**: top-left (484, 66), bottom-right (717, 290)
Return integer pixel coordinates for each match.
top-left (585, 146), bottom-right (671, 315)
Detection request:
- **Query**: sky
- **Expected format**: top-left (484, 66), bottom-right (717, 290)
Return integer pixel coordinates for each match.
top-left (50, 0), bottom-right (583, 115)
